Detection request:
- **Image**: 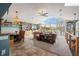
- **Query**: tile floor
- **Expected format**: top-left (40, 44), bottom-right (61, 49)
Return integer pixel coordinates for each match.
top-left (10, 39), bottom-right (58, 56)
top-left (10, 31), bottom-right (71, 56)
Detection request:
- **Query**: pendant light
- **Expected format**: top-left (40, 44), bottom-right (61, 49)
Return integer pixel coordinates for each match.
top-left (13, 11), bottom-right (20, 24)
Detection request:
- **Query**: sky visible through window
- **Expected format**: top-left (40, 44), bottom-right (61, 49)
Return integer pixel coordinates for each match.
top-left (41, 17), bottom-right (64, 27)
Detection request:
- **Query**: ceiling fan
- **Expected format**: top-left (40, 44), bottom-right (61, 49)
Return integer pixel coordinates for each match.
top-left (37, 9), bottom-right (48, 17)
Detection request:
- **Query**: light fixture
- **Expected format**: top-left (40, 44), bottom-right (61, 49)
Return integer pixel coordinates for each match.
top-left (37, 9), bottom-right (48, 17)
top-left (58, 9), bottom-right (63, 18)
top-left (73, 13), bottom-right (77, 21)
top-left (13, 11), bottom-right (21, 23)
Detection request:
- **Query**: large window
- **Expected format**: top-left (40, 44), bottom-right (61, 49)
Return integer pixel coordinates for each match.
top-left (40, 17), bottom-right (65, 35)
top-left (1, 23), bottom-right (20, 34)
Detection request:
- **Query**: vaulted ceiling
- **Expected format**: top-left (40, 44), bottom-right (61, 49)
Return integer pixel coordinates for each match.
top-left (0, 3), bottom-right (11, 18)
top-left (2, 3), bottom-right (79, 24)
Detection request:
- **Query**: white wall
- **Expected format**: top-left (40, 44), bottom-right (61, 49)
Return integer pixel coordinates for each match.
top-left (2, 3), bottom-right (79, 24)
